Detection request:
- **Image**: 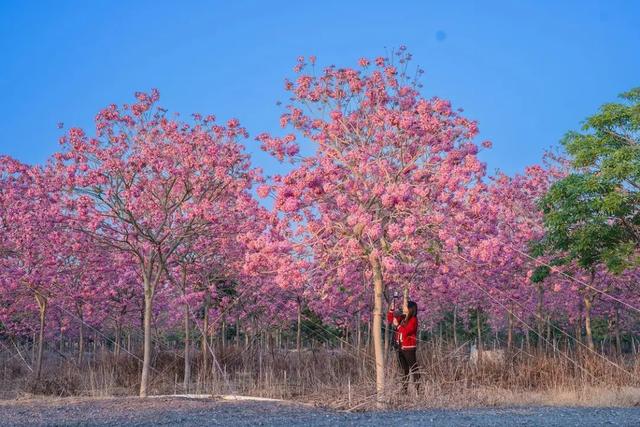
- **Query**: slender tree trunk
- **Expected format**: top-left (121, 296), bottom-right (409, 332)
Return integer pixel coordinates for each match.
top-left (201, 293), bottom-right (210, 375)
top-left (59, 324), bottom-right (64, 353)
top-left (576, 299), bottom-right (584, 347)
top-left (614, 307), bottom-right (622, 355)
top-left (506, 310), bottom-right (513, 351)
top-left (114, 322), bottom-right (121, 359)
top-left (369, 252), bottom-right (385, 406)
top-left (296, 300), bottom-right (302, 353)
top-left (183, 303), bottom-right (191, 390)
top-left (235, 320), bottom-right (240, 347)
top-left (202, 320), bottom-right (209, 373)
top-left (453, 305), bottom-right (458, 347)
top-left (583, 295), bottom-right (594, 351)
top-left (267, 330), bottom-right (274, 353)
top-left (344, 325), bottom-right (349, 349)
top-left (537, 285), bottom-right (544, 352)
top-left (221, 321), bottom-right (226, 350)
top-left (76, 302), bottom-right (84, 364)
top-left (139, 270), bottom-right (156, 398)
top-left (209, 326), bottom-right (214, 355)
top-left (356, 313), bottom-right (361, 349)
top-left (476, 309), bottom-right (483, 363)
top-left (78, 319), bottom-right (84, 365)
top-left (34, 293), bottom-right (47, 381)
top-left (546, 315), bottom-right (551, 351)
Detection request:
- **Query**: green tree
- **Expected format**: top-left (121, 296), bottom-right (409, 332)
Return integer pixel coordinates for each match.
top-left (541, 88), bottom-right (640, 273)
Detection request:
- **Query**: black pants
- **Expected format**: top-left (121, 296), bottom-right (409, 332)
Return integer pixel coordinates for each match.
top-left (398, 348), bottom-right (420, 390)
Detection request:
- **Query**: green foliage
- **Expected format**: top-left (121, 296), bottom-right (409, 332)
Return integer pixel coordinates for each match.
top-left (468, 309), bottom-right (491, 342)
top-left (433, 310), bottom-right (468, 342)
top-left (530, 265), bottom-right (551, 283)
top-left (300, 308), bottom-right (342, 344)
top-left (540, 88), bottom-right (640, 272)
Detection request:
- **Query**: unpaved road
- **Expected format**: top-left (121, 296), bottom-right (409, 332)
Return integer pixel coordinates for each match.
top-left (1, 396), bottom-right (639, 426)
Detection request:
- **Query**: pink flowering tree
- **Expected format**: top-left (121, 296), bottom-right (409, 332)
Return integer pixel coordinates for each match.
top-left (473, 164), bottom-right (562, 350)
top-left (257, 50), bottom-right (489, 401)
top-left (238, 209), bottom-right (310, 350)
top-left (163, 195), bottom-right (267, 389)
top-left (0, 157), bottom-right (69, 379)
top-left (53, 90), bottom-right (260, 396)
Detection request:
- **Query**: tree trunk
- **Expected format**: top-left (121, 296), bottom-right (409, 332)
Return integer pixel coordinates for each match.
top-left (614, 307), bottom-right (622, 355)
top-left (583, 295), bottom-right (594, 351)
top-left (453, 305), bottom-right (458, 347)
top-left (235, 320), bottom-right (240, 347)
top-left (576, 299), bottom-right (584, 347)
top-left (35, 293), bottom-right (47, 381)
top-left (183, 303), bottom-right (191, 391)
top-left (356, 313), bottom-right (361, 349)
top-left (139, 272), bottom-right (156, 397)
top-left (507, 310), bottom-right (513, 351)
top-left (209, 326), bottom-right (214, 354)
top-left (546, 315), bottom-right (551, 351)
top-left (476, 309), bottom-right (483, 363)
top-left (201, 293), bottom-right (210, 376)
top-left (402, 287), bottom-right (409, 314)
top-left (267, 330), bottom-right (274, 353)
top-left (221, 321), bottom-right (226, 350)
top-left (296, 300), bottom-right (302, 353)
top-left (369, 252), bottom-right (385, 407)
top-left (537, 284), bottom-right (544, 352)
top-left (78, 319), bottom-right (84, 365)
top-left (114, 322), bottom-right (121, 359)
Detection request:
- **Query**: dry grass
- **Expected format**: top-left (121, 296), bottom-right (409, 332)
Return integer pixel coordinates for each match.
top-left (2, 340), bottom-right (639, 410)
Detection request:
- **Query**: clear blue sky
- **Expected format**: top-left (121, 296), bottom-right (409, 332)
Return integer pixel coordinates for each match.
top-left (1, 0), bottom-right (638, 177)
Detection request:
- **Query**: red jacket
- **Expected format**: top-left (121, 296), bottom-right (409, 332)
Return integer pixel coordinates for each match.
top-left (387, 310), bottom-right (418, 349)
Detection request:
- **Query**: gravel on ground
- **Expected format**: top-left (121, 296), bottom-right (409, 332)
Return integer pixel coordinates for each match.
top-left (1, 396), bottom-right (639, 426)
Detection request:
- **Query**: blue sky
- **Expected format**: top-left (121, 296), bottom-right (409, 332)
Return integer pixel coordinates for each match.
top-left (1, 0), bottom-right (638, 177)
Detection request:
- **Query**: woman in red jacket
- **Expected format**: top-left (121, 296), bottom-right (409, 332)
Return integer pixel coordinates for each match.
top-left (387, 299), bottom-right (420, 392)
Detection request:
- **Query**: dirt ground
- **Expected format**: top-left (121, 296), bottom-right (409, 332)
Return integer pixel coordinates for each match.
top-left (1, 396), bottom-right (640, 426)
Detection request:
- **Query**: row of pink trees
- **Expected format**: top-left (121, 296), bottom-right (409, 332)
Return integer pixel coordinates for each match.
top-left (1, 51), bottom-right (639, 402)
top-left (1, 92), bottom-right (283, 396)
top-left (256, 52), bottom-right (640, 402)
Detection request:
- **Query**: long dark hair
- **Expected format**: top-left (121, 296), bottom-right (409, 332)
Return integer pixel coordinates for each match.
top-left (406, 301), bottom-right (418, 320)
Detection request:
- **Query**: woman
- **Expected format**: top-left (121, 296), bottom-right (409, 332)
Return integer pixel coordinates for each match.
top-left (387, 299), bottom-right (420, 392)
